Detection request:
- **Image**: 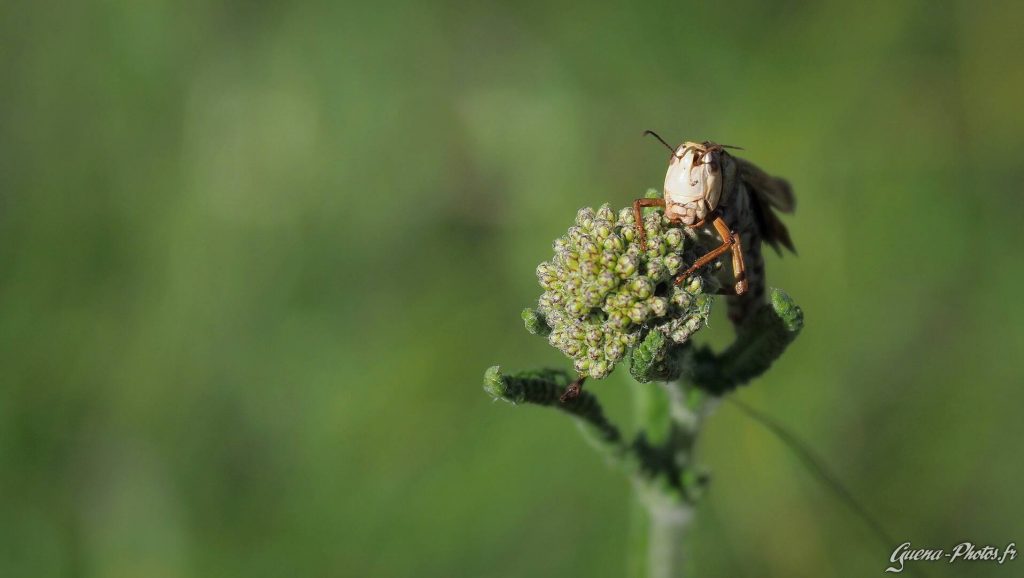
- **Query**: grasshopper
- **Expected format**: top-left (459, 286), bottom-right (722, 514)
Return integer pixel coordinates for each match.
top-left (636, 130), bottom-right (796, 327)
top-left (559, 132), bottom-right (796, 403)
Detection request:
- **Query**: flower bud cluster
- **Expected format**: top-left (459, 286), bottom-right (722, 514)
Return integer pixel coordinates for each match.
top-left (527, 198), bottom-right (716, 379)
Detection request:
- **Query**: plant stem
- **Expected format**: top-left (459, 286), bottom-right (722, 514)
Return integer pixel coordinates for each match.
top-left (486, 290), bottom-right (804, 577)
top-left (646, 502), bottom-right (694, 578)
top-left (627, 378), bottom-right (708, 578)
top-left (630, 481), bottom-right (695, 578)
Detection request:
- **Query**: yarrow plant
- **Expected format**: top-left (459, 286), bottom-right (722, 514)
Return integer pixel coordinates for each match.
top-left (485, 193), bottom-right (804, 578)
top-left (527, 197), bottom-right (717, 380)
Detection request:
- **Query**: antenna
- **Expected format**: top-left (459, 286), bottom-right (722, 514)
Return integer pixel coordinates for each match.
top-left (642, 130), bottom-right (675, 153)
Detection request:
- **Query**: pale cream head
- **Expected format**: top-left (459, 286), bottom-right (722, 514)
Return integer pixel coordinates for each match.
top-left (663, 142), bottom-right (723, 224)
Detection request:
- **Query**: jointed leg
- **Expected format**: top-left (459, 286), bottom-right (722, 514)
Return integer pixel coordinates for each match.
top-left (632, 197), bottom-right (665, 250)
top-left (675, 215), bottom-right (747, 295)
top-left (560, 375), bottom-right (587, 403)
top-left (729, 227), bottom-right (748, 295)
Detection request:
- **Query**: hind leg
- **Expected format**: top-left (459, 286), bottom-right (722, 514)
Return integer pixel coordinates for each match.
top-left (676, 216), bottom-right (747, 295)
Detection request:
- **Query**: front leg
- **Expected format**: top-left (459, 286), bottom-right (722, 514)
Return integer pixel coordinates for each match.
top-left (675, 215), bottom-right (747, 295)
top-left (632, 197), bottom-right (666, 250)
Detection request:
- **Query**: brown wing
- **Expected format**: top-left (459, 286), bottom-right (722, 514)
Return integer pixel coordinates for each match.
top-left (735, 156), bottom-right (796, 256)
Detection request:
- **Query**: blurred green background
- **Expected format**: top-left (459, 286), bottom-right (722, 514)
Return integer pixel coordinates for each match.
top-left (2, 1), bottom-right (1022, 576)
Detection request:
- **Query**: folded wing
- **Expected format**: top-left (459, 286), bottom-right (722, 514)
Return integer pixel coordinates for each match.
top-left (735, 156), bottom-right (796, 255)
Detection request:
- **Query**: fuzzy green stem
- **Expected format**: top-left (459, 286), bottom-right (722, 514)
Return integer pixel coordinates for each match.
top-left (485, 287), bottom-right (804, 578)
top-left (685, 288), bottom-right (804, 395)
top-left (484, 366), bottom-right (625, 456)
top-left (629, 484), bottom-right (694, 578)
top-left (627, 378), bottom-right (711, 578)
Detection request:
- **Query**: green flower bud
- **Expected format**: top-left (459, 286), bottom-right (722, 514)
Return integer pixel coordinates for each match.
top-left (567, 299), bottom-right (586, 317)
top-left (663, 228), bottom-right (683, 250)
top-left (646, 258), bottom-right (668, 283)
top-left (562, 339), bottom-right (581, 357)
top-left (671, 289), bottom-right (692, 308)
top-left (564, 276), bottom-right (582, 293)
top-left (553, 237), bottom-right (569, 255)
top-left (669, 315), bottom-right (704, 344)
top-left (628, 302), bottom-right (651, 324)
top-left (649, 296), bottom-right (668, 317)
top-left (576, 207), bottom-right (596, 229)
top-left (606, 311), bottom-right (629, 330)
top-left (603, 235), bottom-right (624, 252)
top-left (548, 329), bottom-right (563, 346)
top-left (604, 340), bottom-right (625, 361)
top-left (644, 212), bottom-right (662, 231)
top-left (537, 262), bottom-right (559, 289)
top-left (579, 259), bottom-right (598, 279)
top-left (567, 226), bottom-right (583, 243)
top-left (685, 276), bottom-right (703, 294)
top-left (615, 254), bottom-right (638, 278)
top-left (581, 285), bottom-right (603, 308)
top-left (527, 199), bottom-right (716, 379)
top-left (631, 277), bottom-right (655, 299)
top-left (608, 291), bottom-right (632, 309)
top-left (645, 225), bottom-right (660, 243)
top-left (622, 225), bottom-right (635, 242)
top-left (664, 253), bottom-right (683, 275)
top-left (645, 239), bottom-right (666, 258)
top-left (522, 308), bottom-right (551, 336)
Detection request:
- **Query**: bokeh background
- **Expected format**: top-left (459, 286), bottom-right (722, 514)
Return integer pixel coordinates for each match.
top-left (2, 1), bottom-right (1022, 576)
